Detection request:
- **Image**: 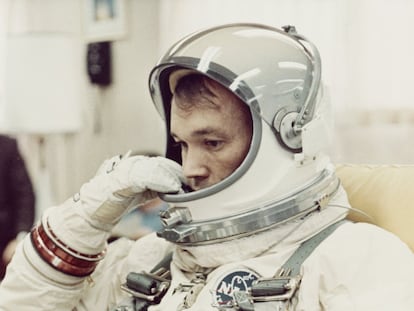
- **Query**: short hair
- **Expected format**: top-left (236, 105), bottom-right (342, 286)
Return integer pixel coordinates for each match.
top-left (173, 73), bottom-right (218, 110)
top-left (172, 73), bottom-right (253, 132)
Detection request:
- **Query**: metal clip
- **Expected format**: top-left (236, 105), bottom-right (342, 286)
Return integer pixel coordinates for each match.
top-left (173, 283), bottom-right (194, 294)
top-left (120, 268), bottom-right (171, 304)
top-left (233, 291), bottom-right (255, 311)
top-left (250, 268), bottom-right (301, 302)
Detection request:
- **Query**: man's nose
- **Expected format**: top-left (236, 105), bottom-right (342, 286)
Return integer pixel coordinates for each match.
top-left (182, 148), bottom-right (209, 180)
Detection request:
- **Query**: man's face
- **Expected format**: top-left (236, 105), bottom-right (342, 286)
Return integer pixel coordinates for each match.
top-left (170, 82), bottom-right (252, 191)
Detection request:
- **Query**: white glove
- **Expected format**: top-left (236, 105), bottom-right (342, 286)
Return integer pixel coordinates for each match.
top-left (27, 154), bottom-right (184, 278)
top-left (74, 154), bottom-right (184, 231)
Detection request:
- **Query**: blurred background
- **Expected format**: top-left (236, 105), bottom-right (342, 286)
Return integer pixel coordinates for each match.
top-left (1, 0), bottom-right (414, 222)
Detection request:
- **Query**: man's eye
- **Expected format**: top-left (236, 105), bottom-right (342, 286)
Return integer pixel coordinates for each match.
top-left (205, 140), bottom-right (223, 148)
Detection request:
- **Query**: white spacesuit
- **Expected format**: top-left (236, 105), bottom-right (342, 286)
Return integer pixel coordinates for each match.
top-left (1, 23), bottom-right (414, 311)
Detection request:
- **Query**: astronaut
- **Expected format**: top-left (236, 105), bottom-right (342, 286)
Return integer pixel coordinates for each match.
top-left (1, 23), bottom-right (414, 310)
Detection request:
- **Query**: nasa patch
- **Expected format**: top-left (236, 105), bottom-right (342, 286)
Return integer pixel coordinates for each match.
top-left (211, 268), bottom-right (260, 308)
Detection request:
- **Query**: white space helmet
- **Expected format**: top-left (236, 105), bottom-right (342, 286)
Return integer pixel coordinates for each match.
top-left (149, 23), bottom-right (339, 245)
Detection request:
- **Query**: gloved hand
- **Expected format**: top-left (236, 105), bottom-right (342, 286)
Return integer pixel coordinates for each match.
top-left (29, 154), bottom-right (184, 277)
top-left (74, 154), bottom-right (185, 231)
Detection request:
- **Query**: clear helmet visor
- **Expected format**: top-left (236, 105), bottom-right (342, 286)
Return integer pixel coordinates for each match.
top-left (148, 23), bottom-right (321, 202)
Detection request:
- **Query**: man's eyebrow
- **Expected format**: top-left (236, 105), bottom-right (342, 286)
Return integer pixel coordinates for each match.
top-left (171, 127), bottom-right (227, 139)
top-left (192, 127), bottom-right (223, 136)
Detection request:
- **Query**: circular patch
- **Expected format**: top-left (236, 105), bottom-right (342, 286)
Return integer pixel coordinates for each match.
top-left (211, 268), bottom-right (260, 308)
